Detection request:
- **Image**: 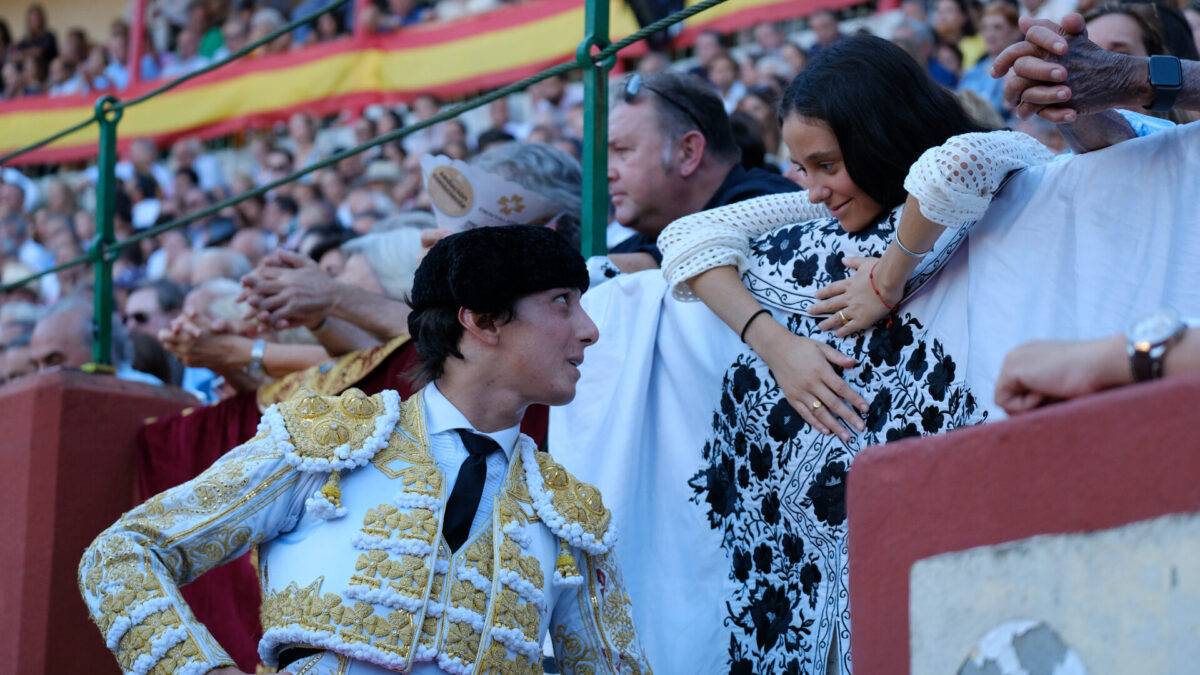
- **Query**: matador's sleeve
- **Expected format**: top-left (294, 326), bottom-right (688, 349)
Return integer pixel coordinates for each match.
top-left (77, 388), bottom-right (398, 675)
top-left (523, 449), bottom-right (652, 674)
top-left (550, 547), bottom-right (653, 675)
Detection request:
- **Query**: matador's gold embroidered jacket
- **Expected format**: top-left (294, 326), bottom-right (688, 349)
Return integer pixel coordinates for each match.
top-left (78, 388), bottom-right (651, 675)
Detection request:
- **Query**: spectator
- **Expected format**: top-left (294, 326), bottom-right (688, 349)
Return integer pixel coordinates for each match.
top-left (78, 45), bottom-right (111, 91)
top-left (182, 188), bottom-right (236, 247)
top-left (189, 246), bottom-right (251, 285)
top-left (0, 262), bottom-right (43, 306)
top-left (31, 296), bottom-right (158, 383)
top-left (160, 27), bottom-right (210, 79)
top-left (606, 71), bottom-right (798, 270)
top-left (807, 9), bottom-right (844, 59)
top-left (902, 0), bottom-right (929, 22)
top-left (728, 111), bottom-right (768, 171)
top-left (780, 41), bottom-right (808, 75)
top-left (288, 112), bottom-right (323, 170)
top-left (295, 221), bottom-right (356, 273)
top-left (934, 0), bottom-right (987, 68)
top-left (735, 85), bottom-right (783, 169)
top-left (372, 0), bottom-right (431, 32)
top-left (248, 7), bottom-right (290, 56)
top-left (124, 278), bottom-right (184, 338)
top-left (61, 26), bottom-right (88, 64)
top-left (753, 22), bottom-right (787, 59)
top-left (477, 127), bottom-right (516, 152)
top-left (706, 51), bottom-right (746, 113)
top-left (894, 17), bottom-right (960, 87)
top-left (2, 332), bottom-right (36, 382)
top-left (210, 17), bottom-right (249, 61)
top-left (1021, 0), bottom-right (1078, 23)
top-left (1, 59), bottom-right (23, 99)
top-left (688, 29), bottom-right (726, 81)
top-left (17, 4), bottom-right (57, 71)
top-left (101, 23), bottom-right (156, 90)
top-left (42, 53), bottom-right (82, 96)
top-left (262, 194), bottom-right (298, 239)
top-left (229, 227), bottom-right (274, 268)
top-left (959, 0), bottom-right (1024, 120)
top-left (0, 300), bottom-right (38, 340)
top-left (171, 137), bottom-right (226, 191)
top-left (936, 39), bottom-right (965, 80)
top-left (1085, 3), bottom-right (1167, 58)
top-left (18, 52), bottom-right (45, 95)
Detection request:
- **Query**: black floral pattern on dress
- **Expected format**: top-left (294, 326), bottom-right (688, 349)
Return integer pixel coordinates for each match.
top-left (688, 210), bottom-right (984, 675)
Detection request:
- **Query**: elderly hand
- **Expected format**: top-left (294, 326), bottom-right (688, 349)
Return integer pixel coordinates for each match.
top-left (240, 250), bottom-right (340, 331)
top-left (810, 257), bottom-right (897, 337)
top-left (991, 13), bottom-right (1147, 122)
top-left (994, 335), bottom-right (1130, 415)
top-left (159, 315), bottom-right (254, 373)
top-left (748, 319), bottom-right (869, 442)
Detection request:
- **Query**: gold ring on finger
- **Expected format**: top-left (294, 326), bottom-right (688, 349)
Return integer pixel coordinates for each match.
top-left (838, 310), bottom-right (850, 324)
top-left (811, 400), bottom-right (823, 411)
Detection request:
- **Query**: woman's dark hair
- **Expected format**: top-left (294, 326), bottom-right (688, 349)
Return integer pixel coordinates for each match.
top-left (779, 35), bottom-right (986, 212)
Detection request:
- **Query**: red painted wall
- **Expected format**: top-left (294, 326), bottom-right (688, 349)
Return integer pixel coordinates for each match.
top-left (847, 373), bottom-right (1200, 673)
top-left (1, 370), bottom-right (193, 674)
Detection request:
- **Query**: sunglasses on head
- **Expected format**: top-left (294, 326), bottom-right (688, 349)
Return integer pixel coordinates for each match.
top-left (622, 73), bottom-right (706, 135)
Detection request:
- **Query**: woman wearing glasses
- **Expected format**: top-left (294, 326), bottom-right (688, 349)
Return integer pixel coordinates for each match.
top-left (657, 35), bottom-right (1052, 674)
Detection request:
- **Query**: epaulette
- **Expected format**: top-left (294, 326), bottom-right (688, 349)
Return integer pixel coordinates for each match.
top-left (260, 387), bottom-right (401, 473)
top-left (520, 446), bottom-right (615, 555)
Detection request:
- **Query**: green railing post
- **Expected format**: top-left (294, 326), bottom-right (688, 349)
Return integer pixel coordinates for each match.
top-left (91, 96), bottom-right (123, 368)
top-left (577, 0), bottom-right (613, 258)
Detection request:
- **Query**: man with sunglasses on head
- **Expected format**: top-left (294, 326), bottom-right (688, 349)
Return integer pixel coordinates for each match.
top-left (606, 71), bottom-right (798, 274)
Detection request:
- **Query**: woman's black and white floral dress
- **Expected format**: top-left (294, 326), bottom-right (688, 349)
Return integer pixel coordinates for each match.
top-left (658, 132), bottom-right (1052, 674)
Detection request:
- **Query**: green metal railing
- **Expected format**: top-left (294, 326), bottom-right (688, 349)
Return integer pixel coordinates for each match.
top-left (0, 0), bottom-right (730, 366)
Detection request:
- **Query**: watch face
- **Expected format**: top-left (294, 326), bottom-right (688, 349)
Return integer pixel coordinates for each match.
top-left (1128, 309), bottom-right (1183, 346)
top-left (1149, 55), bottom-right (1184, 88)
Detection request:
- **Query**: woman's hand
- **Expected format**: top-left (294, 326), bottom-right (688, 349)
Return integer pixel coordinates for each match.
top-left (810, 257), bottom-right (900, 337)
top-left (748, 319), bottom-right (870, 442)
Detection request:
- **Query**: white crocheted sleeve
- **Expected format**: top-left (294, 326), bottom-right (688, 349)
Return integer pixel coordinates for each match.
top-left (903, 130), bottom-right (1055, 228)
top-left (659, 191), bottom-right (829, 301)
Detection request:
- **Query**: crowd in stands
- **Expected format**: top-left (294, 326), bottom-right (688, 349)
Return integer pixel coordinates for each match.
top-left (0, 0), bottom-right (526, 99)
top-left (0, 0), bottom-right (1195, 402)
top-left (0, 0), bottom-right (1196, 398)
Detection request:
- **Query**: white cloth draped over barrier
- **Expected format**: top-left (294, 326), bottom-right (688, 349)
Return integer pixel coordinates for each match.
top-left (549, 121), bottom-right (1200, 674)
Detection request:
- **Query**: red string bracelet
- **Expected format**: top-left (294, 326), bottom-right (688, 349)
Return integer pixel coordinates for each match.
top-left (869, 264), bottom-right (897, 312)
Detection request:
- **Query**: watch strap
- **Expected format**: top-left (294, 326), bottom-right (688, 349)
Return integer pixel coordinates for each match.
top-left (1129, 346), bottom-right (1155, 382)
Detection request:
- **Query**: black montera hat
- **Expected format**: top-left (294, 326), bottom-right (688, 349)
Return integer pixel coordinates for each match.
top-left (408, 225), bottom-right (588, 320)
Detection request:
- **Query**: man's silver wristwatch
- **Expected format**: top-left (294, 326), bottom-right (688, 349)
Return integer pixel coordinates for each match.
top-left (1126, 309), bottom-right (1187, 382)
top-left (245, 338), bottom-right (267, 380)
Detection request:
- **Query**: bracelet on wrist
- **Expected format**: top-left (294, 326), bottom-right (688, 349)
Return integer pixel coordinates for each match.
top-left (869, 265), bottom-right (897, 312)
top-left (894, 230), bottom-right (933, 259)
top-left (740, 309), bottom-right (772, 343)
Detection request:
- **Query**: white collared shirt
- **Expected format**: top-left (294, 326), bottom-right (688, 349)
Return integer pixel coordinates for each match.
top-left (422, 383), bottom-right (519, 540)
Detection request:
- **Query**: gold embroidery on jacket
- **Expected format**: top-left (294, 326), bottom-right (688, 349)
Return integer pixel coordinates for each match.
top-left (552, 623), bottom-right (598, 675)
